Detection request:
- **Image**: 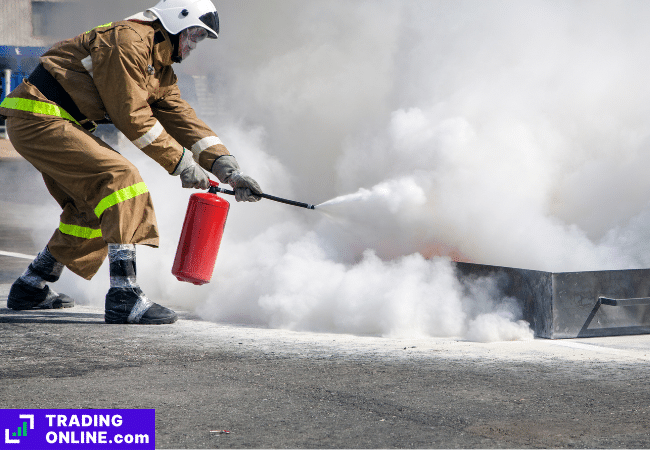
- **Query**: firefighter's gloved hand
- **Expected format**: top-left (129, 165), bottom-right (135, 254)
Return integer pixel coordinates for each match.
top-left (211, 155), bottom-right (262, 202)
top-left (173, 149), bottom-right (210, 189)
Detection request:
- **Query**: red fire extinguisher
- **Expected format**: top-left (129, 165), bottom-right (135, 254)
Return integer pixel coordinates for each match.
top-left (172, 180), bottom-right (230, 285)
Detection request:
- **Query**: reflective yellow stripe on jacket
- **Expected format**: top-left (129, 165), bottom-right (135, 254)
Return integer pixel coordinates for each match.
top-left (94, 182), bottom-right (149, 218)
top-left (58, 183), bottom-right (149, 239)
top-left (58, 222), bottom-right (102, 239)
top-left (0, 97), bottom-right (80, 125)
top-left (86, 22), bottom-right (113, 34)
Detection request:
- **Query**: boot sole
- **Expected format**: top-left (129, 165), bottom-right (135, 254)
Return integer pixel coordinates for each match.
top-left (7, 283), bottom-right (75, 310)
top-left (10, 302), bottom-right (74, 310)
top-left (33, 302), bottom-right (74, 310)
top-left (104, 315), bottom-right (178, 325)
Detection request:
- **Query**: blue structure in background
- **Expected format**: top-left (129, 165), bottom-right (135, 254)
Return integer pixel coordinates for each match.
top-left (0, 45), bottom-right (47, 136)
top-left (0, 45), bottom-right (47, 102)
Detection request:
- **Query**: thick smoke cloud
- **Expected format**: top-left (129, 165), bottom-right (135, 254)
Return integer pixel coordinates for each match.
top-left (20, 0), bottom-right (650, 341)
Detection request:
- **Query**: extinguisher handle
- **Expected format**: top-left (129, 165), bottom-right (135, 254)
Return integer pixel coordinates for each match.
top-left (216, 186), bottom-right (236, 196)
top-left (208, 179), bottom-right (236, 196)
top-left (208, 179), bottom-right (220, 194)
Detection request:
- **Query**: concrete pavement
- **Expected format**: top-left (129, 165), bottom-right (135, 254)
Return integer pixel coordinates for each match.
top-left (3, 295), bottom-right (650, 449)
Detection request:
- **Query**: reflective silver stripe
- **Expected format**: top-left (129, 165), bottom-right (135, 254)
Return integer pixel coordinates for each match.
top-left (110, 276), bottom-right (138, 289)
top-left (132, 120), bottom-right (164, 149)
top-left (108, 244), bottom-right (138, 288)
top-left (108, 243), bottom-right (135, 260)
top-left (36, 289), bottom-right (59, 308)
top-left (81, 55), bottom-right (94, 77)
top-left (190, 136), bottom-right (223, 160)
top-left (127, 293), bottom-right (153, 323)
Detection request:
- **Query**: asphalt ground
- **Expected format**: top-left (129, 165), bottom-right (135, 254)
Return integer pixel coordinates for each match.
top-left (2, 156), bottom-right (650, 449)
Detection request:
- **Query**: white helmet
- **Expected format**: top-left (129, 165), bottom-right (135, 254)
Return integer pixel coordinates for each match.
top-left (147, 0), bottom-right (219, 38)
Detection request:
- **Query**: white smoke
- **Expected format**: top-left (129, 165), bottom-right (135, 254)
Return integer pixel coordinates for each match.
top-left (22, 0), bottom-right (650, 341)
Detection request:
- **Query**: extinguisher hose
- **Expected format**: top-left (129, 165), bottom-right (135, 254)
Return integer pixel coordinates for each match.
top-left (212, 185), bottom-right (316, 210)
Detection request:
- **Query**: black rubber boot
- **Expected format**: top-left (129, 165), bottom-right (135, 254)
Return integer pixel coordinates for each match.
top-left (7, 278), bottom-right (75, 310)
top-left (105, 287), bottom-right (177, 325)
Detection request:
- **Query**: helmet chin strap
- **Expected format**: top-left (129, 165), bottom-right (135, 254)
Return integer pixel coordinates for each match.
top-left (170, 32), bottom-right (183, 63)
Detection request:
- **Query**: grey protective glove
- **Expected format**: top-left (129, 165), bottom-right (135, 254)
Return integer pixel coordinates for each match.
top-left (172, 148), bottom-right (210, 189)
top-left (211, 155), bottom-right (262, 202)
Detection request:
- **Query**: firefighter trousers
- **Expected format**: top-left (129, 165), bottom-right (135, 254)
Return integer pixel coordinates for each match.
top-left (6, 115), bottom-right (159, 280)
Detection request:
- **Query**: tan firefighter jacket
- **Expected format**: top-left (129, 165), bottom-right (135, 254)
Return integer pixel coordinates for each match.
top-left (0, 20), bottom-right (228, 173)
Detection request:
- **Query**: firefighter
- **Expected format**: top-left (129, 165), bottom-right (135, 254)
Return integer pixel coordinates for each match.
top-left (0, 0), bottom-right (261, 324)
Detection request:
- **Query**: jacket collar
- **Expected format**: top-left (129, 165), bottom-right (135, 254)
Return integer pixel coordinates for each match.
top-left (151, 22), bottom-right (174, 68)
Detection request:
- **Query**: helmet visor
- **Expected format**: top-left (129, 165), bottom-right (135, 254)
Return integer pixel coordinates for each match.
top-left (199, 11), bottom-right (219, 38)
top-left (186, 26), bottom-right (208, 44)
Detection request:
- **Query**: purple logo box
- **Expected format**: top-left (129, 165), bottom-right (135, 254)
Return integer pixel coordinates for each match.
top-left (1, 409), bottom-right (155, 449)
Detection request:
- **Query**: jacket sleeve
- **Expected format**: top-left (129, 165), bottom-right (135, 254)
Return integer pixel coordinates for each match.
top-left (90, 26), bottom-right (184, 173)
top-left (151, 84), bottom-right (229, 172)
